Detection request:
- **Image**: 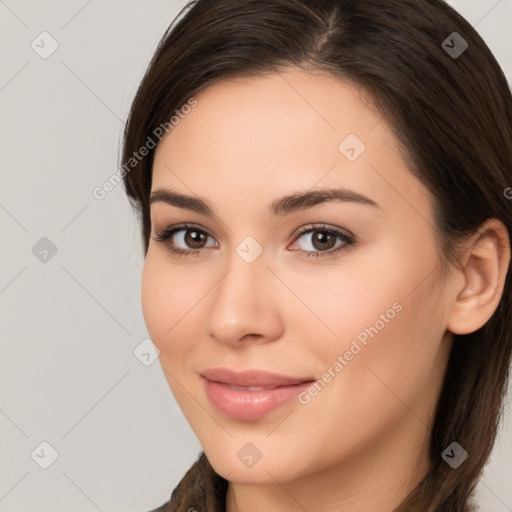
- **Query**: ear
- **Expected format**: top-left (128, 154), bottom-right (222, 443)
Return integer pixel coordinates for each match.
top-left (447, 218), bottom-right (511, 335)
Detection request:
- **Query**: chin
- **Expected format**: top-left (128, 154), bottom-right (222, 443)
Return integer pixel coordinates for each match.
top-left (203, 440), bottom-right (314, 485)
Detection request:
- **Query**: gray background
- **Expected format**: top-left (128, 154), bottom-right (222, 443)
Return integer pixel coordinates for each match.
top-left (1, 1), bottom-right (511, 511)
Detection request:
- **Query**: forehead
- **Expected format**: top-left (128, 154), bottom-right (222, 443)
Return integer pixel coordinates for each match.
top-left (151, 68), bottom-right (432, 225)
top-left (155, 69), bottom-right (383, 162)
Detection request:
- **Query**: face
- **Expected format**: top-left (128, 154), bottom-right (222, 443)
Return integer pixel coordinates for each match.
top-left (142, 68), bottom-right (456, 488)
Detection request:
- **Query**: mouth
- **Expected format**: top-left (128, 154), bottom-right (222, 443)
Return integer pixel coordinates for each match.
top-left (200, 367), bottom-right (315, 420)
top-left (200, 367), bottom-right (315, 387)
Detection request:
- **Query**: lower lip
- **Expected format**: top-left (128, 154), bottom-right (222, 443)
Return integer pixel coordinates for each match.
top-left (202, 377), bottom-right (313, 420)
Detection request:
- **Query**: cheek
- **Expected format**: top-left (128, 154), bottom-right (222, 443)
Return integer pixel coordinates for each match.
top-left (289, 246), bottom-right (405, 360)
top-left (141, 253), bottom-right (211, 367)
top-left (301, 237), bottom-right (445, 410)
top-left (290, 292), bottom-right (444, 476)
top-left (141, 257), bottom-right (199, 409)
top-left (141, 259), bottom-right (169, 346)
top-left (140, 254), bottom-right (191, 352)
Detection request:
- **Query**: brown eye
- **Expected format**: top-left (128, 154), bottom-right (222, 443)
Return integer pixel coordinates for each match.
top-left (184, 229), bottom-right (208, 248)
top-left (310, 230), bottom-right (337, 251)
top-left (290, 224), bottom-right (355, 259)
top-left (153, 223), bottom-right (218, 255)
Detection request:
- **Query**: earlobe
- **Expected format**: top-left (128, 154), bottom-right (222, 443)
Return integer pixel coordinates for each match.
top-left (447, 219), bottom-right (511, 335)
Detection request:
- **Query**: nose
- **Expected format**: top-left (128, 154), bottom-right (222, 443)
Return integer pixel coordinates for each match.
top-left (204, 249), bottom-right (284, 347)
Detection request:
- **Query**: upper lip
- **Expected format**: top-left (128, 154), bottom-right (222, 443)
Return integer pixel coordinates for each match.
top-left (201, 367), bottom-right (315, 389)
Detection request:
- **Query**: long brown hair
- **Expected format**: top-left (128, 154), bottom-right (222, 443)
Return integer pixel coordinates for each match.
top-left (122, 1), bottom-right (512, 510)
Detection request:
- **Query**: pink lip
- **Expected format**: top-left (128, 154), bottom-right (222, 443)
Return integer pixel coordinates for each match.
top-left (200, 368), bottom-right (315, 420)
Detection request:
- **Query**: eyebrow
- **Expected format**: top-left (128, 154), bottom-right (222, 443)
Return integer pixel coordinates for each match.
top-left (149, 187), bottom-right (381, 217)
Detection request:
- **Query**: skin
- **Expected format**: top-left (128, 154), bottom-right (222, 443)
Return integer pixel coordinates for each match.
top-left (141, 68), bottom-right (510, 512)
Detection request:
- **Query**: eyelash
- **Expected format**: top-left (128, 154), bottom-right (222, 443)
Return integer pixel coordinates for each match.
top-left (152, 222), bottom-right (355, 260)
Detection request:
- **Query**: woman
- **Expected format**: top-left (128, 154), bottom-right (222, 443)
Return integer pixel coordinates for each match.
top-left (121, 0), bottom-right (512, 510)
